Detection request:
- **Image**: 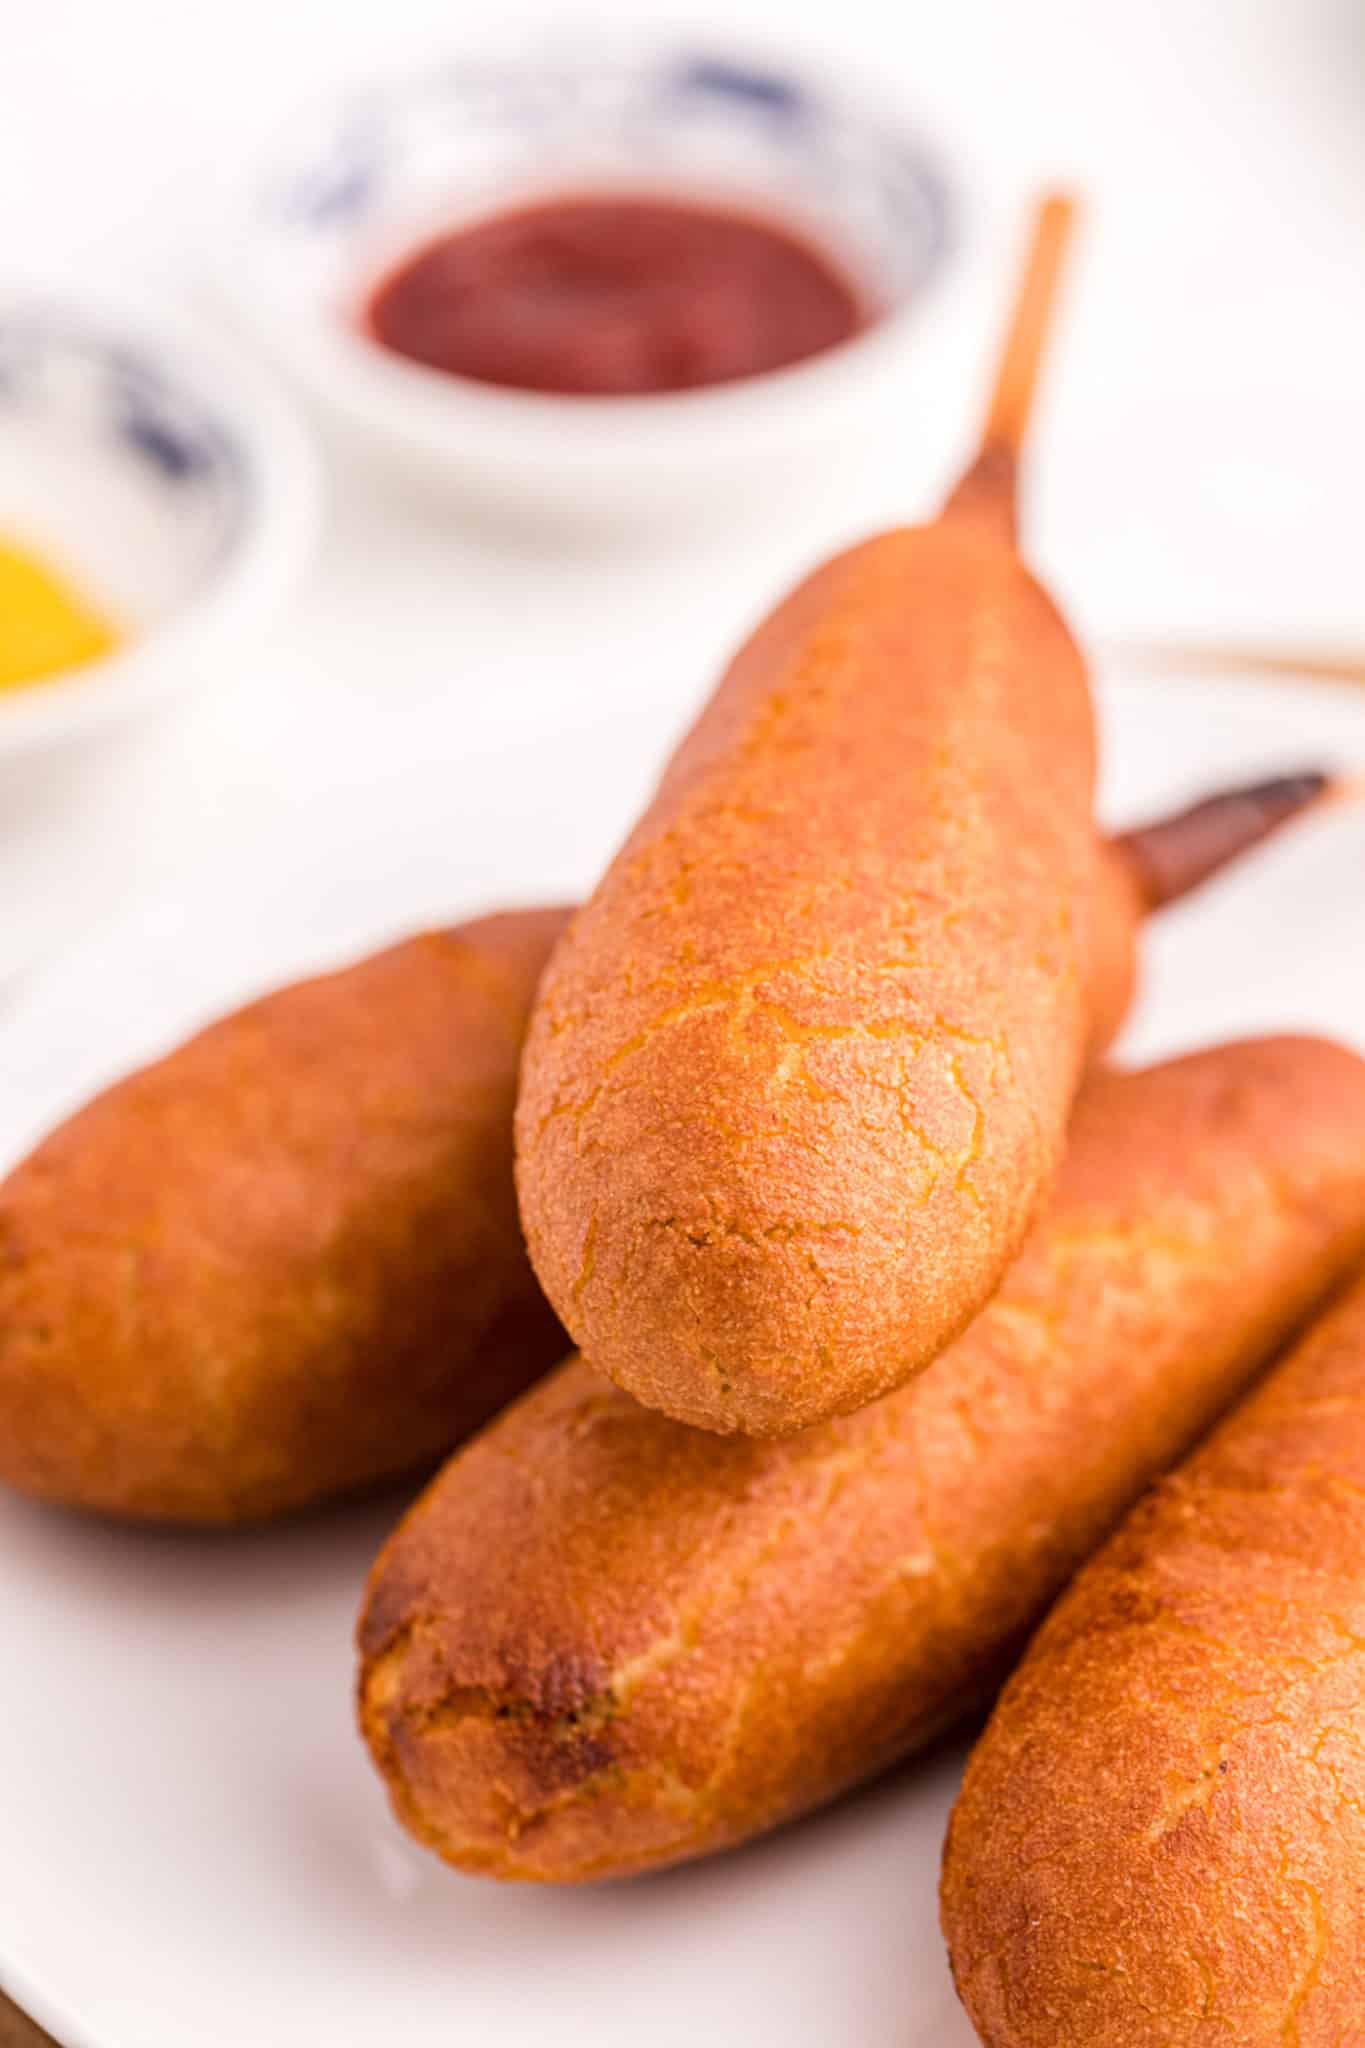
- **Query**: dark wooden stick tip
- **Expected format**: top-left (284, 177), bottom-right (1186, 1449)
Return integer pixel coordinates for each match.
top-left (1119, 771), bottom-right (1334, 910)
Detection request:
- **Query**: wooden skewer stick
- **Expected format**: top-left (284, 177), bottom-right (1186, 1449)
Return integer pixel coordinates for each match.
top-left (1116, 771), bottom-right (1347, 910)
top-left (1110, 640), bottom-right (1365, 689)
top-left (942, 191), bottom-right (1079, 546)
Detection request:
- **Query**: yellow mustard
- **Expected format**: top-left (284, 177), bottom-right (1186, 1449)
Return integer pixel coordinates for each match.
top-left (0, 540), bottom-right (121, 692)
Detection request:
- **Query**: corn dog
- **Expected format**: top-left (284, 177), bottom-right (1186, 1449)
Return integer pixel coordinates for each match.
top-left (942, 1266), bottom-right (1365, 2048)
top-left (0, 769), bottom-right (1330, 1527)
top-left (514, 199), bottom-right (1119, 1435)
top-left (0, 909), bottom-right (568, 1523)
top-left (359, 1036), bottom-right (1365, 1880)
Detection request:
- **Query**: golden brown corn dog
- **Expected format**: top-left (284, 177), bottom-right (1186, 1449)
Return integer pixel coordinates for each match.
top-left (513, 200), bottom-right (1111, 1435)
top-left (941, 1267), bottom-right (1365, 2048)
top-left (0, 774), bottom-right (1318, 1531)
top-left (358, 1035), bottom-right (1365, 1882)
top-left (0, 909), bottom-right (569, 1523)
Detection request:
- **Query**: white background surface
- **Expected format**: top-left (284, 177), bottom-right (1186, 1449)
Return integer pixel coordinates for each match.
top-left (4, 5), bottom-right (1365, 2044)
top-left (6, 0), bottom-right (1365, 978)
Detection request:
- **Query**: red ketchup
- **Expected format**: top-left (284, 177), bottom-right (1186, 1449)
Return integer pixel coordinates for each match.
top-left (364, 194), bottom-right (867, 396)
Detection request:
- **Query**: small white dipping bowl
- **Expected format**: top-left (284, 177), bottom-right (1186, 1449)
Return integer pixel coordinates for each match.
top-left (0, 293), bottom-right (317, 775)
top-left (223, 35), bottom-right (954, 523)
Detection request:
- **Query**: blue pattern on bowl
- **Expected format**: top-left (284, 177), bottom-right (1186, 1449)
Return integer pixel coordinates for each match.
top-left (262, 44), bottom-right (952, 308)
top-left (0, 312), bottom-right (248, 551)
top-left (671, 59), bottom-right (808, 117)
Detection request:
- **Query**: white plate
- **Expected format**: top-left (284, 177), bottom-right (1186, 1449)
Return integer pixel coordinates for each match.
top-left (1, 667), bottom-right (1364, 2048)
